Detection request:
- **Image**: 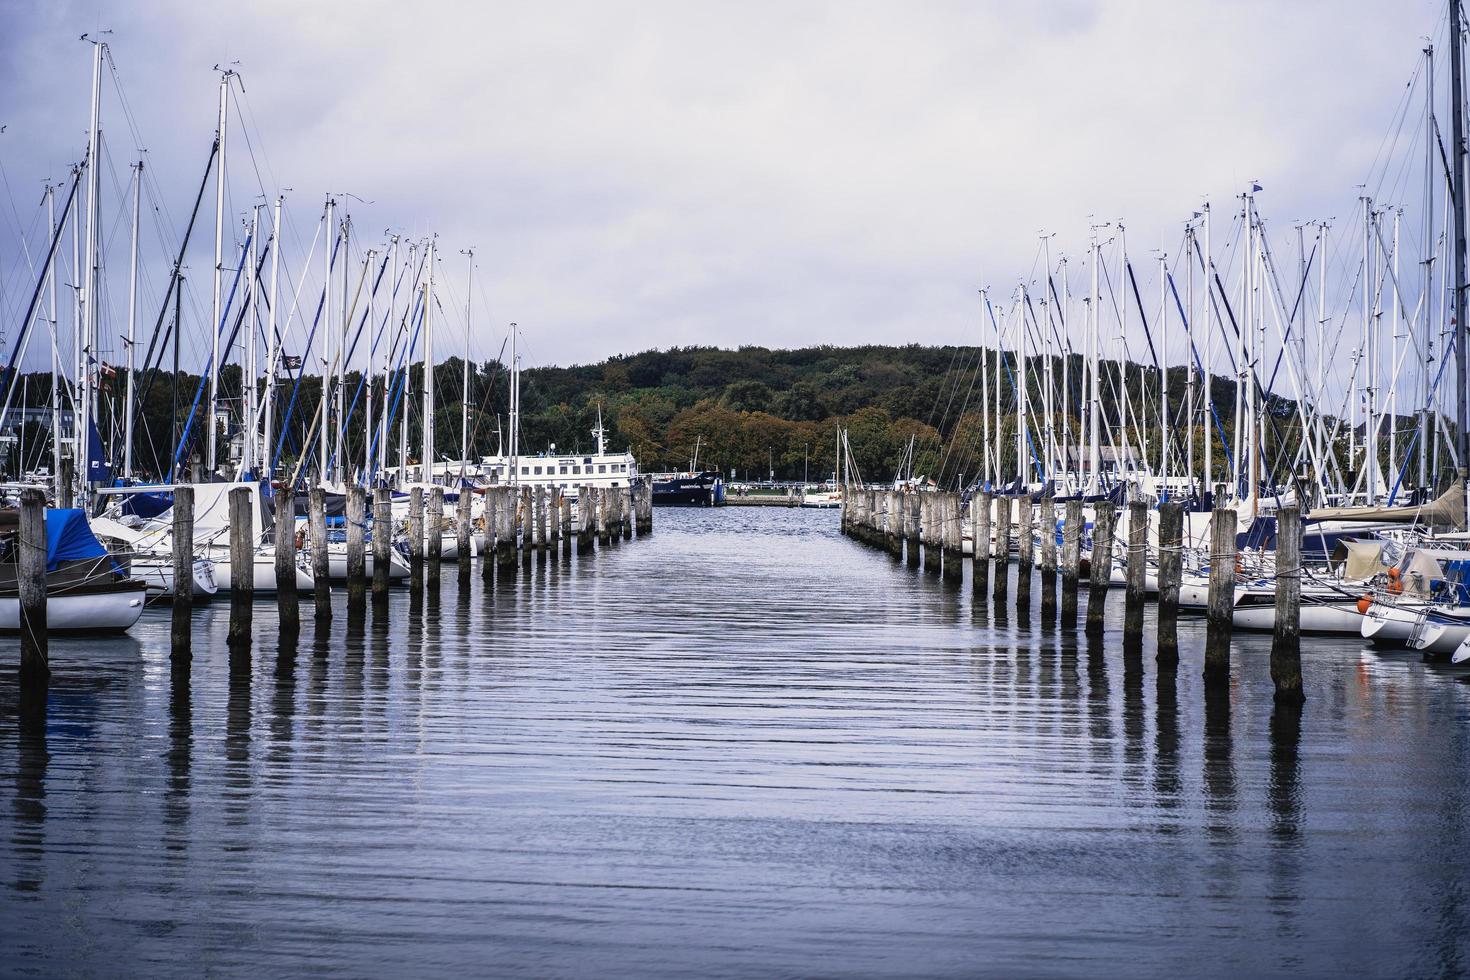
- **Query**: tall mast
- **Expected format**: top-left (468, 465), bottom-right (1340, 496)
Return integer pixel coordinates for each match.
top-left (422, 238), bottom-right (436, 483)
top-left (365, 247), bottom-right (376, 485)
top-left (1158, 253), bottom-right (1169, 496)
top-left (123, 161), bottom-right (142, 481)
top-left (1016, 289), bottom-right (1028, 486)
top-left (207, 69), bottom-right (230, 478)
top-left (461, 247), bottom-right (473, 476)
top-left (1060, 259), bottom-right (1071, 491)
top-left (335, 216), bottom-right (351, 483)
top-left (1202, 202), bottom-right (1214, 498)
top-left (1422, 42), bottom-right (1437, 488)
top-left (263, 195), bottom-right (282, 482)
top-left (509, 322), bottom-right (519, 485)
top-left (1185, 224), bottom-right (1196, 494)
top-left (320, 197), bottom-right (334, 486)
top-left (1451, 0), bottom-right (1470, 512)
top-left (380, 234), bottom-right (398, 482)
top-left (1088, 236), bottom-right (1101, 491)
top-left (245, 205), bottom-right (260, 476)
top-left (47, 184), bottom-right (62, 497)
top-left (79, 39), bottom-right (103, 493)
top-left (1390, 208), bottom-right (1401, 480)
top-left (979, 290), bottom-right (990, 489)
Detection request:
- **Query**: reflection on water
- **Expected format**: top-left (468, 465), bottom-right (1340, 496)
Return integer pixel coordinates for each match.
top-left (1, 506), bottom-right (1469, 977)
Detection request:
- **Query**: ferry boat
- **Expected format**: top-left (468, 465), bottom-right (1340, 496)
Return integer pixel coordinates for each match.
top-left (651, 471), bottom-right (723, 506)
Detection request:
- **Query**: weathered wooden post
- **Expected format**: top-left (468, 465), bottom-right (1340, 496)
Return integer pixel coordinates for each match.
top-left (992, 495), bottom-right (1012, 600)
top-left (1204, 507), bottom-right (1238, 684)
top-left (372, 486), bottom-right (391, 600)
top-left (275, 484), bottom-right (300, 630)
top-left (595, 487), bottom-right (609, 547)
top-left (1124, 499), bottom-right (1148, 641)
top-left (427, 487), bottom-right (444, 589)
top-left (408, 486), bottom-right (425, 590)
top-left (1156, 500), bottom-right (1183, 661)
top-left (346, 486), bottom-right (367, 606)
top-left (1061, 499), bottom-right (1082, 621)
top-left (577, 485), bottom-right (594, 554)
top-left (533, 487), bottom-right (546, 550)
top-left (482, 489), bottom-right (499, 581)
top-left (1086, 501), bottom-right (1115, 632)
top-left (520, 486), bottom-right (535, 562)
top-left (636, 477), bottom-right (653, 535)
top-left (915, 494), bottom-right (934, 573)
top-left (972, 491), bottom-right (991, 596)
top-left (171, 485), bottom-right (195, 655)
top-left (560, 489), bottom-right (573, 555)
top-left (942, 493), bottom-right (963, 584)
top-left (228, 487), bottom-right (253, 645)
top-left (1271, 505), bottom-right (1305, 703)
top-left (902, 491), bottom-right (919, 567)
top-left (497, 487), bottom-right (518, 574)
top-left (17, 487), bottom-right (48, 687)
top-left (309, 487), bottom-right (331, 620)
top-left (621, 487), bottom-right (634, 540)
top-left (1016, 495), bottom-right (1034, 604)
top-left (1039, 494), bottom-right (1057, 616)
top-left (456, 487), bottom-right (473, 579)
top-left (549, 487), bottom-right (561, 551)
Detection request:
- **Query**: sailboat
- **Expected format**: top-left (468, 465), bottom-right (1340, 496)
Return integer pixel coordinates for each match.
top-left (0, 508), bottom-right (147, 633)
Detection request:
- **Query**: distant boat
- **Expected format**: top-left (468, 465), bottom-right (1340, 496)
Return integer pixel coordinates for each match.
top-left (0, 508), bottom-right (148, 634)
top-left (651, 471), bottom-right (723, 507)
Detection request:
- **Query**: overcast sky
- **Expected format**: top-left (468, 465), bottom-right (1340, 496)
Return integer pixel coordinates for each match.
top-left (0, 0), bottom-right (1451, 370)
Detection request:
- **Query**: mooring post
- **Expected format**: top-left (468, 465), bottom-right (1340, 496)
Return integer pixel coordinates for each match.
top-left (346, 486), bottom-right (367, 607)
top-left (17, 487), bottom-right (48, 688)
top-left (992, 495), bottom-right (1012, 600)
top-left (228, 487), bottom-right (253, 645)
top-left (372, 486), bottom-right (391, 600)
top-left (1086, 501), bottom-right (1115, 632)
top-left (1271, 505), bottom-right (1305, 703)
top-left (1039, 494), bottom-right (1057, 616)
top-left (495, 487), bottom-right (516, 573)
top-left (1156, 500), bottom-right (1183, 662)
top-left (275, 484), bottom-right (300, 630)
top-left (901, 491), bottom-right (918, 567)
top-left (482, 489), bottom-right (498, 580)
top-left (636, 477), bottom-right (652, 535)
top-left (1204, 506), bottom-right (1238, 684)
top-left (1061, 499), bottom-right (1082, 621)
top-left (577, 485), bottom-right (593, 554)
top-left (408, 486), bottom-right (425, 590)
top-left (942, 493), bottom-right (963, 583)
top-left (1016, 495), bottom-right (1034, 604)
top-left (533, 487), bottom-right (546, 550)
top-left (427, 487), bottom-right (444, 589)
top-left (519, 486), bottom-right (534, 562)
top-left (456, 486), bottom-right (472, 575)
top-left (560, 489), bottom-right (573, 555)
top-left (549, 487), bottom-right (562, 551)
top-left (167, 485), bottom-right (194, 657)
top-left (309, 487), bottom-right (331, 620)
top-left (1124, 499), bottom-right (1148, 641)
top-left (621, 487), bottom-right (634, 540)
top-left (595, 487), bottom-right (609, 547)
top-left (972, 491), bottom-right (991, 596)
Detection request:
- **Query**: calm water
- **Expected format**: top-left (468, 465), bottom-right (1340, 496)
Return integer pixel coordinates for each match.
top-left (2, 507), bottom-right (1469, 977)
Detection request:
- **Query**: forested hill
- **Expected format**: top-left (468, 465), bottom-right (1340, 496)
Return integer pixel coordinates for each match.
top-left (10, 343), bottom-right (1247, 487)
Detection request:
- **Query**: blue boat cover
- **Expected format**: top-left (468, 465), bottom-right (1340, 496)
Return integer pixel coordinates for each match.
top-left (44, 509), bottom-right (109, 571)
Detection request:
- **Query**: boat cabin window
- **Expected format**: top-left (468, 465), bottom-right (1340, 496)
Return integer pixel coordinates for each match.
top-left (559, 466), bottom-right (568, 474)
top-left (598, 464), bottom-right (607, 473)
top-left (572, 466), bottom-right (581, 474)
top-left (583, 457), bottom-right (592, 465)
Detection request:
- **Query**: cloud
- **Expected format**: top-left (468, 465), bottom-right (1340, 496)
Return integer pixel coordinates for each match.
top-left (0, 0), bottom-right (1447, 375)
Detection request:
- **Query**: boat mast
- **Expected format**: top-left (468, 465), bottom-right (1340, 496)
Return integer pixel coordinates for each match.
top-left (1202, 202), bottom-right (1214, 499)
top-left (461, 247), bottom-right (473, 478)
top-left (1088, 234), bottom-right (1101, 492)
top-left (245, 205), bottom-right (260, 476)
top-left (1185, 222), bottom-right (1196, 495)
top-left (46, 184), bottom-right (62, 497)
top-left (78, 39), bottom-right (104, 495)
top-left (320, 196), bottom-right (334, 486)
top-left (979, 290), bottom-right (990, 488)
top-left (422, 237), bottom-right (435, 484)
top-left (263, 194), bottom-right (282, 483)
top-left (1452, 0), bottom-right (1470, 518)
top-left (508, 321), bottom-right (518, 485)
top-left (123, 161), bottom-right (141, 481)
top-left (1158, 252), bottom-right (1169, 497)
top-left (207, 68), bottom-right (230, 478)
top-left (1421, 42), bottom-right (1437, 488)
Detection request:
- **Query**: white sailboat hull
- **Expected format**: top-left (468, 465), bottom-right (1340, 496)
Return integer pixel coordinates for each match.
top-left (0, 585), bottom-right (148, 634)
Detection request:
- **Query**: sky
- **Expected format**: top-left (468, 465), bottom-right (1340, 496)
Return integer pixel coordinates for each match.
top-left (0, 0), bottom-right (1453, 371)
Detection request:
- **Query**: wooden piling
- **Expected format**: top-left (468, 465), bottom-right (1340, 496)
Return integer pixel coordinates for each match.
top-left (309, 487), bottom-right (331, 620)
top-left (17, 487), bottom-right (48, 687)
top-left (482, 489), bottom-right (499, 579)
top-left (372, 487), bottom-right (391, 599)
top-left (171, 485), bottom-right (195, 655)
top-left (1124, 500), bottom-right (1148, 640)
top-left (621, 487), bottom-right (634, 540)
top-left (427, 487), bottom-right (444, 588)
top-left (577, 485), bottom-right (593, 554)
top-left (408, 487), bottom-right (425, 588)
top-left (1204, 507), bottom-right (1237, 683)
top-left (456, 487), bottom-right (473, 573)
top-left (942, 493), bottom-right (963, 583)
top-left (1016, 495), bottom-right (1034, 604)
top-left (992, 496), bottom-right (1012, 600)
top-left (1156, 500), bottom-right (1183, 661)
top-left (549, 488), bottom-right (561, 550)
top-left (496, 487), bottom-right (517, 571)
top-left (275, 485), bottom-right (300, 629)
top-left (972, 491), bottom-right (991, 596)
top-left (561, 489), bottom-right (573, 555)
top-left (228, 486), bottom-right (253, 645)
top-left (1060, 499), bottom-right (1082, 620)
top-left (520, 487), bottom-right (535, 562)
top-left (1039, 494), bottom-right (1057, 616)
top-left (534, 487), bottom-right (547, 549)
top-left (346, 486), bottom-right (367, 606)
top-left (1085, 501), bottom-right (1115, 632)
top-left (1271, 505), bottom-right (1305, 703)
top-left (595, 487), bottom-right (609, 547)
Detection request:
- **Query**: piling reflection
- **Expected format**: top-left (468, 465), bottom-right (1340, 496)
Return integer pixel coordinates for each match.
top-left (11, 686), bottom-right (49, 892)
top-left (1202, 680), bottom-right (1237, 838)
top-left (1152, 653), bottom-right (1181, 818)
top-left (224, 640), bottom-right (253, 826)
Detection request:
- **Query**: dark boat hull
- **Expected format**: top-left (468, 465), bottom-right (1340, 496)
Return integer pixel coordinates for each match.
top-left (652, 473), bottom-right (723, 507)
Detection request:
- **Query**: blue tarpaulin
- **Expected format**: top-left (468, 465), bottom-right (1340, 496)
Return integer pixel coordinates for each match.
top-left (44, 509), bottom-right (109, 571)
